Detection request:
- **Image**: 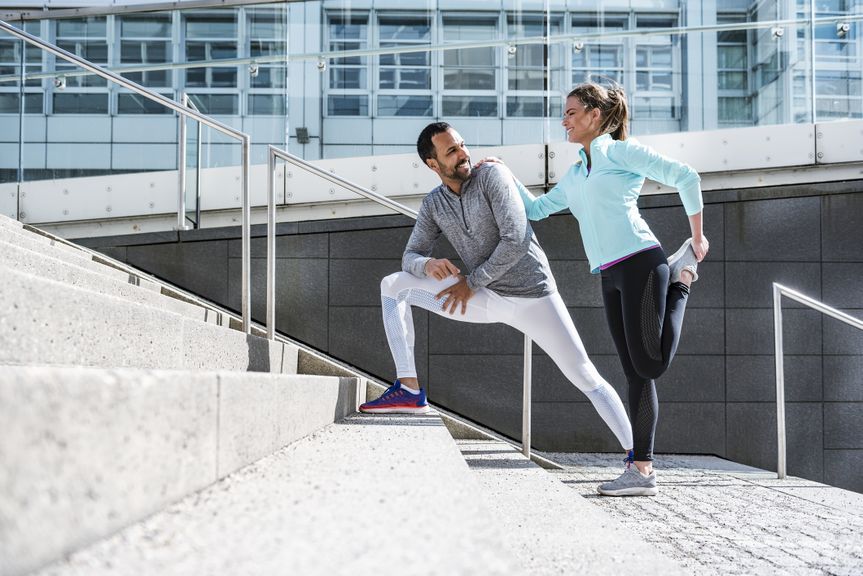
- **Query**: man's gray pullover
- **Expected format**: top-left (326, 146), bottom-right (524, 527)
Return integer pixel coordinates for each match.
top-left (402, 163), bottom-right (556, 298)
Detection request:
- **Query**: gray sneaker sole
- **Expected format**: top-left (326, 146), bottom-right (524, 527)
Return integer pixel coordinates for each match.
top-left (596, 485), bottom-right (658, 497)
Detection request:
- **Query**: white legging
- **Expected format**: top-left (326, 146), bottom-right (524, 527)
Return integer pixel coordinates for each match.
top-left (380, 272), bottom-right (633, 450)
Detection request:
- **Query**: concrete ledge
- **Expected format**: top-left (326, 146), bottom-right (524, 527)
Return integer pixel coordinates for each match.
top-left (0, 265), bottom-right (298, 374)
top-left (34, 415), bottom-right (517, 576)
top-left (0, 366), bottom-right (219, 576)
top-left (217, 373), bottom-right (361, 476)
top-left (0, 226), bottom-right (161, 293)
top-left (0, 366), bottom-right (356, 576)
top-left (0, 240), bottom-right (215, 324)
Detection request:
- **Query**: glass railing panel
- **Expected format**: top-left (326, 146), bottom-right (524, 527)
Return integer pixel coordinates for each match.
top-left (3, 0), bottom-right (863, 230)
top-left (182, 113), bottom-right (202, 229)
top-left (0, 22), bottom-right (22, 220)
top-left (812, 13), bottom-right (862, 123)
top-left (11, 45), bottom-right (181, 226)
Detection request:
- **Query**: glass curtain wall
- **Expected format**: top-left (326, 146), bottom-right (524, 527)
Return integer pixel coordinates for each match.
top-left (1, 0), bottom-right (862, 218)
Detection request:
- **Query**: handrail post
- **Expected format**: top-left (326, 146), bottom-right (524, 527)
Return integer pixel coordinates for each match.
top-left (266, 147), bottom-right (277, 340)
top-left (176, 96), bottom-right (187, 231)
top-left (241, 135), bottom-right (251, 335)
top-left (195, 115), bottom-right (202, 228)
top-left (523, 335), bottom-right (532, 458)
top-left (773, 283), bottom-right (787, 479)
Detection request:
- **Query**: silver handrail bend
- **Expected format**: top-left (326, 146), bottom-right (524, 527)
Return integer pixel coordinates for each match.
top-left (0, 19), bottom-right (253, 334)
top-left (773, 282), bottom-right (863, 479)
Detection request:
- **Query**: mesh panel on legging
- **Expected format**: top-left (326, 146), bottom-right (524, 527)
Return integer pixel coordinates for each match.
top-left (640, 269), bottom-right (662, 362)
top-left (382, 288), bottom-right (445, 377)
top-left (629, 378), bottom-right (658, 461)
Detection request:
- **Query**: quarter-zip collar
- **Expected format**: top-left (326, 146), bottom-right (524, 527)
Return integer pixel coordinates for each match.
top-left (577, 133), bottom-right (613, 176)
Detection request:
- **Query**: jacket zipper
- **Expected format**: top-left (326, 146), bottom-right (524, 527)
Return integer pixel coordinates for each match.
top-left (460, 196), bottom-right (471, 234)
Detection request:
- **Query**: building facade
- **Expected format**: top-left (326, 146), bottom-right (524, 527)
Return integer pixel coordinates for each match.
top-left (0, 0), bottom-right (861, 180)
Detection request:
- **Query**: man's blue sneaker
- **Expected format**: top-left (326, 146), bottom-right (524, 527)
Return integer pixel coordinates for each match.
top-left (359, 380), bottom-right (430, 414)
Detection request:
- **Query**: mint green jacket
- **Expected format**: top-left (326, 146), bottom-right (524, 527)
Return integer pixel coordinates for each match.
top-left (517, 133), bottom-right (703, 274)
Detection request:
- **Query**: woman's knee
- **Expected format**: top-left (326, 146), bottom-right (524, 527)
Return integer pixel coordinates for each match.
top-left (630, 356), bottom-right (668, 380)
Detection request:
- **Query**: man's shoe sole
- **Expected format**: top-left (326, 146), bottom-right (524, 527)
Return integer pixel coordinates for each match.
top-left (359, 405), bottom-right (431, 414)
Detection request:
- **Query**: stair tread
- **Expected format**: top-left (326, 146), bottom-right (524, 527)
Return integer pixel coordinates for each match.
top-left (458, 439), bottom-right (688, 575)
top-left (0, 365), bottom-right (355, 576)
top-left (35, 414), bottom-right (517, 576)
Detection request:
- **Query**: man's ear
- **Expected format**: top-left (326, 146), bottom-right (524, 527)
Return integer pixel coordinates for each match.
top-left (425, 157), bottom-right (439, 171)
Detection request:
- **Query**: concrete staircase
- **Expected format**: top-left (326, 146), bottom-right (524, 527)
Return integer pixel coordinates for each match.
top-left (0, 213), bottom-right (686, 575)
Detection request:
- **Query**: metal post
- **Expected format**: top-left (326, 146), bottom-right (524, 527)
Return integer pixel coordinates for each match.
top-left (523, 334), bottom-right (533, 458)
top-left (241, 135), bottom-right (251, 335)
top-left (177, 100), bottom-right (187, 231)
top-left (266, 147), bottom-right (277, 340)
top-left (773, 283), bottom-right (787, 479)
top-left (195, 119), bottom-right (202, 228)
top-left (16, 33), bottom-right (24, 221)
top-left (809, 0), bottom-right (817, 124)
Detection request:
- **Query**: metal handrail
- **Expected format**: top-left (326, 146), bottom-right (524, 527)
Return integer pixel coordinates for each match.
top-left (773, 283), bottom-right (863, 479)
top-left (266, 145), bottom-right (535, 458)
top-left (0, 18), bottom-right (252, 334)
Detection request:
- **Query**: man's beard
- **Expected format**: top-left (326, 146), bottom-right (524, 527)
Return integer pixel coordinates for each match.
top-left (445, 157), bottom-right (472, 182)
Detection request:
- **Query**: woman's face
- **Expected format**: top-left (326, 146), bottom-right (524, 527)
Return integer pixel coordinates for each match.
top-left (561, 96), bottom-right (600, 144)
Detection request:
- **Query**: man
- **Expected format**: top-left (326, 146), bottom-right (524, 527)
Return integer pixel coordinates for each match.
top-left (359, 122), bottom-right (633, 455)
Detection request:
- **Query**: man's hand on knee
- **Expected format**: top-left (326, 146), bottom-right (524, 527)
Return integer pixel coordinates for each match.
top-left (435, 276), bottom-right (474, 315)
top-left (425, 258), bottom-right (461, 281)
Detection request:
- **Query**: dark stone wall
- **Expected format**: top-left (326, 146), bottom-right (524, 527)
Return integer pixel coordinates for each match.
top-left (79, 181), bottom-right (863, 493)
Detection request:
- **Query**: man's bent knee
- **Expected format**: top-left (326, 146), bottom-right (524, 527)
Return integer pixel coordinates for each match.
top-left (380, 271), bottom-right (410, 299)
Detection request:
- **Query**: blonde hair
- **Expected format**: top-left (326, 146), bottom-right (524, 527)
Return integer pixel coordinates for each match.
top-left (567, 82), bottom-right (629, 141)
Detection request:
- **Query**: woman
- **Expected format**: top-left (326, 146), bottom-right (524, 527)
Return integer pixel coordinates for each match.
top-left (515, 83), bottom-right (708, 496)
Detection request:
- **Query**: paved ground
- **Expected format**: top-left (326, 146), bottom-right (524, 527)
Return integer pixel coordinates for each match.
top-left (543, 453), bottom-right (863, 576)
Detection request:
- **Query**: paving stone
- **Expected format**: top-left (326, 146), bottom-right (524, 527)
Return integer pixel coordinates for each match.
top-left (543, 453), bottom-right (863, 576)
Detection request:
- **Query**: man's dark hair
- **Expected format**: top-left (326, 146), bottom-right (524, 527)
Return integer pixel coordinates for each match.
top-left (416, 122), bottom-right (451, 165)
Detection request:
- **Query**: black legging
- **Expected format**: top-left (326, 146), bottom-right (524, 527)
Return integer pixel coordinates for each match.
top-left (600, 246), bottom-right (690, 462)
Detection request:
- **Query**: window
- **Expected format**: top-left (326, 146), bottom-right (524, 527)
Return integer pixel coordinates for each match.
top-left (0, 21), bottom-right (43, 114)
top-left (326, 13), bottom-right (369, 116)
top-left (717, 14), bottom-right (752, 126)
top-left (632, 15), bottom-right (679, 120)
top-left (247, 7), bottom-right (287, 116)
top-left (571, 15), bottom-right (626, 86)
top-left (377, 14), bottom-right (432, 116)
top-left (809, 0), bottom-right (861, 119)
top-left (119, 14), bottom-right (172, 88)
top-left (442, 15), bottom-right (498, 116)
top-left (506, 14), bottom-right (563, 117)
top-left (184, 11), bottom-right (238, 88)
top-left (815, 70), bottom-right (862, 119)
top-left (187, 93), bottom-right (238, 115)
top-left (54, 17), bottom-right (109, 113)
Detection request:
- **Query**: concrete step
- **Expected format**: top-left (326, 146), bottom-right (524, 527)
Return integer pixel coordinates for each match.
top-left (0, 365), bottom-right (362, 576)
top-left (457, 440), bottom-right (688, 575)
top-left (0, 239), bottom-right (221, 325)
top-left (27, 413), bottom-right (516, 576)
top-left (0, 213), bottom-right (23, 230)
top-left (0, 265), bottom-right (297, 374)
top-left (0, 226), bottom-right (162, 293)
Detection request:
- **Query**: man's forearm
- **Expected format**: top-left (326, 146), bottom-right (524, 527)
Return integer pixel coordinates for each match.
top-left (402, 252), bottom-right (431, 278)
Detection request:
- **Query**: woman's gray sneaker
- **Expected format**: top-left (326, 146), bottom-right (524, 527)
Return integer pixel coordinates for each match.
top-left (597, 465), bottom-right (658, 496)
top-left (667, 238), bottom-right (699, 284)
